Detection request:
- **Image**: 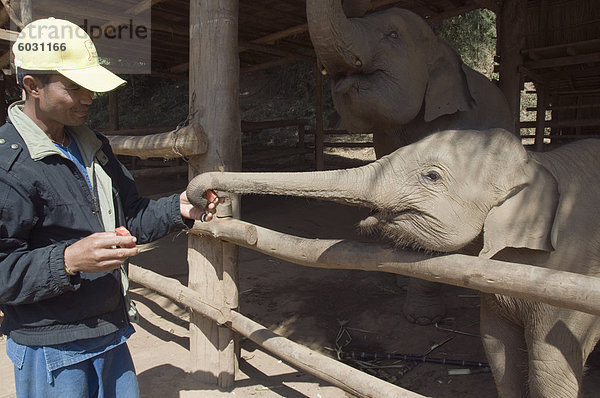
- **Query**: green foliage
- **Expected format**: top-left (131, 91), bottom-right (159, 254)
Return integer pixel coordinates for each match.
top-left (87, 73), bottom-right (189, 130)
top-left (432, 9), bottom-right (497, 78)
top-left (240, 60), bottom-right (334, 123)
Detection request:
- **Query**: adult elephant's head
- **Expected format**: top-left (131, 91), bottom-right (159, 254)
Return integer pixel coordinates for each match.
top-left (306, 0), bottom-right (475, 133)
top-left (187, 129), bottom-right (558, 256)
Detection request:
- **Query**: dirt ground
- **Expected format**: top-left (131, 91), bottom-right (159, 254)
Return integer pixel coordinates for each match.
top-left (1, 148), bottom-right (600, 397)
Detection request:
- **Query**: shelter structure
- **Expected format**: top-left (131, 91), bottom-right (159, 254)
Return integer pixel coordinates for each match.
top-left (0, 0), bottom-right (597, 157)
top-left (0, 0), bottom-right (598, 393)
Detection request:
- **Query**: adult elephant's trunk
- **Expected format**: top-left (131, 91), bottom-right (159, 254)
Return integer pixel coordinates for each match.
top-left (306, 0), bottom-right (370, 77)
top-left (186, 162), bottom-right (389, 210)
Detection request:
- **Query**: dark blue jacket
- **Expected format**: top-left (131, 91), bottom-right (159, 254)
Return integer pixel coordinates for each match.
top-left (0, 119), bottom-right (189, 345)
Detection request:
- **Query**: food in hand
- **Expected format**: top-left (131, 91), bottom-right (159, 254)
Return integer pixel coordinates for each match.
top-left (115, 226), bottom-right (136, 248)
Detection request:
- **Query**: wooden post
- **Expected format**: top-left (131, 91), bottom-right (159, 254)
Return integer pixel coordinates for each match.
top-left (314, 61), bottom-right (324, 170)
top-left (109, 91), bottom-right (119, 131)
top-left (496, 0), bottom-right (526, 136)
top-left (20, 0), bottom-right (32, 25)
top-left (0, 71), bottom-right (6, 123)
top-left (187, 0), bottom-right (241, 387)
top-left (534, 85), bottom-right (546, 151)
top-left (298, 122), bottom-right (306, 168)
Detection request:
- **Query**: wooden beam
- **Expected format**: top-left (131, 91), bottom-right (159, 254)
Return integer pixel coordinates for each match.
top-left (526, 103), bottom-right (600, 112)
top-left (521, 38), bottom-right (600, 56)
top-left (20, 0), bottom-right (32, 26)
top-left (0, 28), bottom-right (19, 41)
top-left (534, 85), bottom-right (546, 152)
top-left (0, 0), bottom-right (23, 29)
top-left (239, 40), bottom-right (313, 60)
top-left (241, 119), bottom-right (308, 132)
top-left (107, 123), bottom-right (207, 159)
top-left (520, 119), bottom-right (600, 128)
top-left (524, 53), bottom-right (600, 70)
top-left (472, 0), bottom-right (501, 13)
top-left (187, 0), bottom-right (241, 388)
top-left (314, 60), bottom-right (324, 170)
top-left (129, 264), bottom-right (426, 398)
top-left (497, 0), bottom-right (526, 135)
top-left (189, 218), bottom-right (600, 317)
top-left (245, 23), bottom-right (308, 46)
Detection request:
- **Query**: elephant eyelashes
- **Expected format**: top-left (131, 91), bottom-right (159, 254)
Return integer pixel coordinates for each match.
top-left (423, 171), bottom-right (441, 182)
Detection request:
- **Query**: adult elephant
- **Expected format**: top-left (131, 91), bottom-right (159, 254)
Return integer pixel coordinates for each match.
top-left (306, 0), bottom-right (514, 324)
top-left (187, 129), bottom-right (600, 397)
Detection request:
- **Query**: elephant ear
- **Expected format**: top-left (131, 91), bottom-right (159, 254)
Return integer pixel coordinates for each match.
top-left (424, 40), bottom-right (476, 122)
top-left (480, 159), bottom-right (559, 259)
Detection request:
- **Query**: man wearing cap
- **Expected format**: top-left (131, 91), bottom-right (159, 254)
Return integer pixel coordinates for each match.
top-left (0, 18), bottom-right (216, 397)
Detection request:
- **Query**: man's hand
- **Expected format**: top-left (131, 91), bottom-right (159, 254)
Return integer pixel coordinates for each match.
top-left (180, 190), bottom-right (218, 221)
top-left (64, 232), bottom-right (139, 274)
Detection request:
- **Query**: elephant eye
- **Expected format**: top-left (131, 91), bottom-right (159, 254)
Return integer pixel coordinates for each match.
top-left (388, 31), bottom-right (399, 39)
top-left (423, 171), bottom-right (441, 182)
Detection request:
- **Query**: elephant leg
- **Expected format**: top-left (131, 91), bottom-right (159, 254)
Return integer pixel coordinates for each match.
top-left (527, 341), bottom-right (582, 398)
top-left (401, 278), bottom-right (445, 325)
top-left (480, 294), bottom-right (528, 397)
top-left (525, 311), bottom-right (599, 398)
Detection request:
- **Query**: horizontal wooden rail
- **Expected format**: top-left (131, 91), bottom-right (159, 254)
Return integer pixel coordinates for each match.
top-left (108, 123), bottom-right (207, 159)
top-left (520, 119), bottom-right (600, 128)
top-left (521, 134), bottom-right (600, 140)
top-left (102, 126), bottom-right (174, 137)
top-left (129, 165), bottom-right (188, 178)
top-left (241, 119), bottom-right (308, 132)
top-left (189, 218), bottom-right (600, 317)
top-left (128, 264), bottom-right (423, 398)
top-left (324, 142), bottom-right (374, 148)
top-left (304, 129), bottom-right (374, 135)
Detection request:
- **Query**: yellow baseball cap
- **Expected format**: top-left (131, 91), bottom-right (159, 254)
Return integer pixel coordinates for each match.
top-left (12, 17), bottom-right (126, 92)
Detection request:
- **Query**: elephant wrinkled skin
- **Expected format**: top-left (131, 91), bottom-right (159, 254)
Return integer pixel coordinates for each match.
top-left (187, 129), bottom-right (600, 397)
top-left (306, 0), bottom-right (514, 324)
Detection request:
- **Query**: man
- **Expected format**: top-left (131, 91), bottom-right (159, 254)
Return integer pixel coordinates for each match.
top-left (0, 18), bottom-right (216, 397)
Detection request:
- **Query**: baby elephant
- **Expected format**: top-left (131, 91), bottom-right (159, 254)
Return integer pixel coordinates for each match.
top-left (187, 128), bottom-right (600, 397)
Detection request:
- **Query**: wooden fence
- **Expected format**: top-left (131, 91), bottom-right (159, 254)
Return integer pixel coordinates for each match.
top-left (102, 124), bottom-right (600, 397)
top-left (126, 215), bottom-right (600, 397)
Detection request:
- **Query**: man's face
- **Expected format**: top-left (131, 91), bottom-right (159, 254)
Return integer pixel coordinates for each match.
top-left (37, 74), bottom-right (93, 127)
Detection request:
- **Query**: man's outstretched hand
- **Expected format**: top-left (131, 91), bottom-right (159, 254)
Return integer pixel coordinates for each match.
top-left (179, 190), bottom-right (219, 221)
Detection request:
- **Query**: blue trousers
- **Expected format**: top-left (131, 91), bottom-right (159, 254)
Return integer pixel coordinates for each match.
top-left (12, 341), bottom-right (140, 398)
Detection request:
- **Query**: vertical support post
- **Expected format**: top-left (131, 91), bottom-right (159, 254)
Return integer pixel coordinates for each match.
top-left (297, 122), bottom-right (306, 168)
top-left (314, 61), bottom-right (324, 170)
top-left (19, 0), bottom-right (32, 102)
top-left (496, 0), bottom-right (526, 136)
top-left (0, 71), bottom-right (6, 123)
top-left (109, 91), bottom-right (119, 131)
top-left (20, 0), bottom-right (32, 25)
top-left (187, 0), bottom-right (241, 387)
top-left (534, 85), bottom-right (546, 151)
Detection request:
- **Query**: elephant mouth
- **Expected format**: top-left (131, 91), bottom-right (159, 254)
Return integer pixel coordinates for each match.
top-left (332, 69), bottom-right (384, 95)
top-left (358, 209), bottom-right (447, 252)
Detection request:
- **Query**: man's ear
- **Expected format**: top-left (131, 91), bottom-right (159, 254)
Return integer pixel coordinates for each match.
top-left (22, 75), bottom-right (42, 98)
